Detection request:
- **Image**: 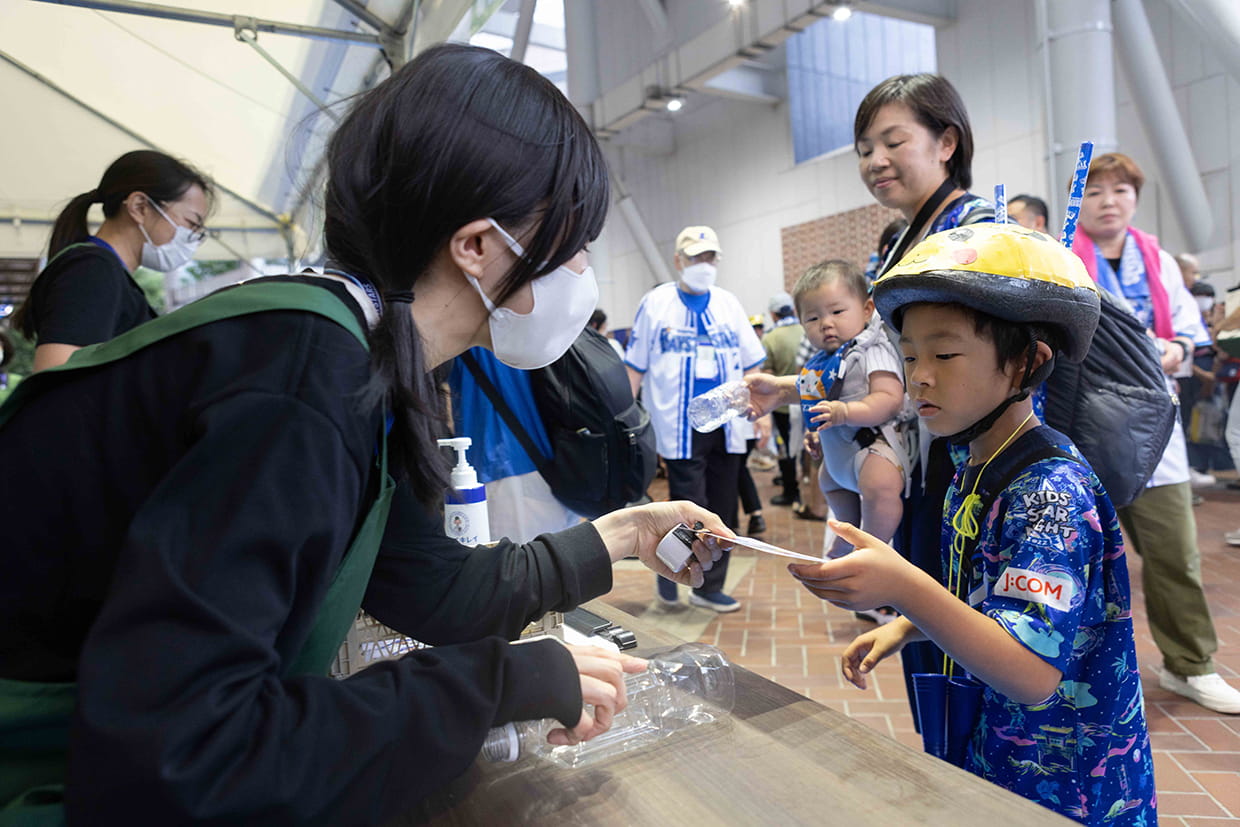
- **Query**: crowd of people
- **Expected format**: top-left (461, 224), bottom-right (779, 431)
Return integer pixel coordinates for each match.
top-left (2, 40), bottom-right (1238, 827)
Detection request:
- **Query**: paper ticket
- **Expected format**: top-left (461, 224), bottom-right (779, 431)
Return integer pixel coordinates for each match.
top-left (699, 532), bottom-right (823, 564)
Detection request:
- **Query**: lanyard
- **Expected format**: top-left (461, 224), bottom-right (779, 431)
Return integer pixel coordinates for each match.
top-left (324, 267), bottom-right (382, 318)
top-left (943, 409), bottom-right (1036, 677)
top-left (879, 178), bottom-right (958, 277)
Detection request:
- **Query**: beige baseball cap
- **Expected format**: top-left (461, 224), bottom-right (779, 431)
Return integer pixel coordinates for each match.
top-left (676, 226), bottom-right (721, 257)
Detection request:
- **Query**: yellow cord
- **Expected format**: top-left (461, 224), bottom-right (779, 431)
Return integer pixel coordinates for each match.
top-left (941, 409), bottom-right (1036, 677)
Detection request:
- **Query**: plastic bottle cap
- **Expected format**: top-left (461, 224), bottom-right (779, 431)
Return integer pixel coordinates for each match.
top-left (502, 722), bottom-right (519, 762)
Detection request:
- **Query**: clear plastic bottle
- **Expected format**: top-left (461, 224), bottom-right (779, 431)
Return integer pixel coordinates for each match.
top-left (687, 381), bottom-right (751, 433)
top-left (480, 643), bottom-right (734, 768)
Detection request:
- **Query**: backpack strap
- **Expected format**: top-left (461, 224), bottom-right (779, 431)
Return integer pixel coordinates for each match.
top-left (0, 281), bottom-right (368, 428)
top-left (459, 350), bottom-right (549, 468)
top-left (951, 438), bottom-right (1079, 604)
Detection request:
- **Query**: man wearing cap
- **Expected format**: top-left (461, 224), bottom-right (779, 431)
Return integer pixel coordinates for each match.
top-left (625, 226), bottom-right (766, 612)
top-left (761, 292), bottom-right (804, 507)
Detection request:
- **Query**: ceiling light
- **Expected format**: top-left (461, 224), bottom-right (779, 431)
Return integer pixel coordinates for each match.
top-left (727, 0), bottom-right (745, 7)
top-left (665, 97), bottom-right (684, 112)
top-left (832, 4), bottom-right (852, 21)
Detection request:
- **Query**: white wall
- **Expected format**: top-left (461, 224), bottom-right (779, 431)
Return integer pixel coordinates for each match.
top-left (1112, 0), bottom-right (1239, 292)
top-left (595, 0), bottom-right (1239, 330)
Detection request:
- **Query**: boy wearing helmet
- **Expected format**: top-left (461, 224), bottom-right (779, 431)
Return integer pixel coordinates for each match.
top-left (787, 224), bottom-right (1154, 826)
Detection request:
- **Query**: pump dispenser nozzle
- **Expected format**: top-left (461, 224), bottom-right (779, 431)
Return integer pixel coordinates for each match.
top-left (437, 437), bottom-right (478, 489)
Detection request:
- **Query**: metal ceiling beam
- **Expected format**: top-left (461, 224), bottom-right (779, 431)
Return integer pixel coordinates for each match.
top-left (234, 28), bottom-right (341, 123)
top-left (0, 214), bottom-right (283, 235)
top-left (29, 0), bottom-right (384, 48)
top-left (508, 0), bottom-right (537, 64)
top-left (0, 48), bottom-right (283, 226)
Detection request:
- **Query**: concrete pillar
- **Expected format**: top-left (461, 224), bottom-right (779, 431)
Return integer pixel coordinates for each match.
top-left (1042, 0), bottom-right (1118, 230)
top-left (1112, 0), bottom-right (1214, 250)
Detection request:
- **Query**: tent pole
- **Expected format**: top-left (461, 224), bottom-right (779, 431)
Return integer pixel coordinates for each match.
top-left (235, 28), bottom-right (341, 123)
top-left (29, 0), bottom-right (383, 48)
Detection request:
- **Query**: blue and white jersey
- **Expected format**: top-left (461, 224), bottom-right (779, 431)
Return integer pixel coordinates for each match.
top-left (625, 282), bottom-right (765, 459)
top-left (942, 426), bottom-right (1155, 826)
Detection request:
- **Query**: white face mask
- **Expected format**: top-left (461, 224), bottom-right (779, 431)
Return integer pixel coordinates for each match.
top-left (680, 261), bottom-right (717, 294)
top-left (467, 219), bottom-right (599, 369)
top-left (1196, 297), bottom-right (1214, 314)
top-left (139, 198), bottom-right (202, 272)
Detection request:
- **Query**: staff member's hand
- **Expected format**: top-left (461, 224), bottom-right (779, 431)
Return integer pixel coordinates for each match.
top-left (593, 501), bottom-right (735, 589)
top-left (549, 645), bottom-right (648, 746)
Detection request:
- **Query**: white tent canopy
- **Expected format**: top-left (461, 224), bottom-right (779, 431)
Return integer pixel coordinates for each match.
top-left (0, 0), bottom-right (459, 262)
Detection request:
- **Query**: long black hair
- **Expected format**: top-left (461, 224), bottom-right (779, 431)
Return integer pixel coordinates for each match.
top-left (13, 150), bottom-right (213, 337)
top-left (854, 73), bottom-right (974, 191)
top-left (324, 44), bottom-right (610, 504)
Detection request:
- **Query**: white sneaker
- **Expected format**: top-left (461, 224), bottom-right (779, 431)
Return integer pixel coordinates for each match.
top-left (1225, 528), bottom-right (1240, 547)
top-left (1158, 668), bottom-right (1240, 714)
top-left (1188, 468), bottom-right (1217, 488)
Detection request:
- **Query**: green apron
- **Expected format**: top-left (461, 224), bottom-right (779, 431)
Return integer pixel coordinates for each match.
top-left (0, 281), bottom-right (395, 824)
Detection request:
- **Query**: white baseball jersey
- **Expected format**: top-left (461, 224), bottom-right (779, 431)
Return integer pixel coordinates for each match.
top-left (624, 282), bottom-right (766, 459)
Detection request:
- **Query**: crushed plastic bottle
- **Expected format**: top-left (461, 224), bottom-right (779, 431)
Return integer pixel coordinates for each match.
top-left (687, 381), bottom-right (751, 433)
top-left (480, 643), bottom-right (734, 768)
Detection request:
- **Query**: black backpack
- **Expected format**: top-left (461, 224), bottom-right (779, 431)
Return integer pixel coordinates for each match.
top-left (461, 328), bottom-right (657, 519)
top-left (1041, 289), bottom-right (1177, 509)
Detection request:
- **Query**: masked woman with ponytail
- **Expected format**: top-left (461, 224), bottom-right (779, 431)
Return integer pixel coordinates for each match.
top-left (0, 45), bottom-right (732, 825)
top-left (12, 150), bottom-right (212, 371)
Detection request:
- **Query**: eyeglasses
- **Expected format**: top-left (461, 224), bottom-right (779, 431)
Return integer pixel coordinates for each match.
top-left (148, 196), bottom-right (207, 243)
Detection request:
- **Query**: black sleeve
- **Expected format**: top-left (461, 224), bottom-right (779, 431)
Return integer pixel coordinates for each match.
top-left (31, 251), bottom-right (134, 346)
top-left (65, 391), bottom-right (582, 826)
top-left (362, 482), bottom-right (613, 645)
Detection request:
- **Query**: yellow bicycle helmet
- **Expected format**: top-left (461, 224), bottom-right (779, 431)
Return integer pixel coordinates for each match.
top-left (873, 223), bottom-right (1100, 362)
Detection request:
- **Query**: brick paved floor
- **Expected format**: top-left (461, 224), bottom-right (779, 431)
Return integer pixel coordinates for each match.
top-left (599, 464), bottom-right (1240, 825)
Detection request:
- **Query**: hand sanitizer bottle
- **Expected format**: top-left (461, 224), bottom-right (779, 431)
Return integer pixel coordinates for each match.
top-left (437, 437), bottom-right (490, 546)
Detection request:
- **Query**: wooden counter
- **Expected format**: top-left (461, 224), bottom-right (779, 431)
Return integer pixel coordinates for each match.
top-left (396, 601), bottom-right (1072, 826)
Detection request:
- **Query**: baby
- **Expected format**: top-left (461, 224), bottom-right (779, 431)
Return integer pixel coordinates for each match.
top-left (794, 260), bottom-right (909, 559)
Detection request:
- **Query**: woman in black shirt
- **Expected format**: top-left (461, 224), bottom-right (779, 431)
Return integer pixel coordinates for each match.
top-left (12, 150), bottom-right (212, 370)
top-left (0, 44), bottom-right (731, 824)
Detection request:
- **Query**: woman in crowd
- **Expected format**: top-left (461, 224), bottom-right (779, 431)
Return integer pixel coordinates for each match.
top-left (854, 75), bottom-right (996, 665)
top-left (1071, 151), bottom-right (1240, 713)
top-left (0, 44), bottom-right (731, 824)
top-left (855, 74), bottom-right (993, 272)
top-left (12, 150), bottom-right (212, 371)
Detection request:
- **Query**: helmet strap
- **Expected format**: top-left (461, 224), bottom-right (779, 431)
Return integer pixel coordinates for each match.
top-left (947, 333), bottom-right (1056, 446)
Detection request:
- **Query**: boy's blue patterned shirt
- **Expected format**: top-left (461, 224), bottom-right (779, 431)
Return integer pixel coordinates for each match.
top-left (941, 426), bottom-right (1155, 826)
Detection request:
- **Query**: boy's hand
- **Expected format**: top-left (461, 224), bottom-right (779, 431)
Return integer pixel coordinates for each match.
top-left (803, 430), bottom-right (821, 460)
top-left (809, 400), bottom-right (848, 430)
top-left (786, 520), bottom-right (924, 610)
top-left (841, 619), bottom-right (916, 690)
